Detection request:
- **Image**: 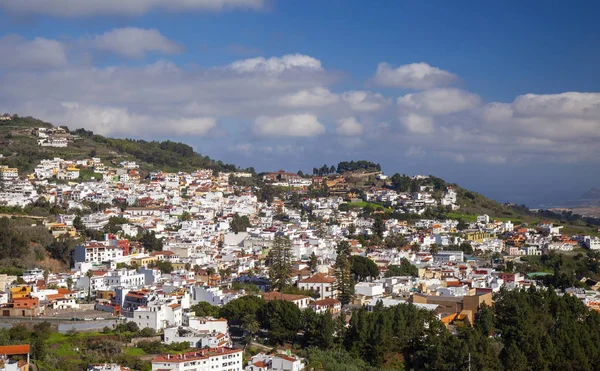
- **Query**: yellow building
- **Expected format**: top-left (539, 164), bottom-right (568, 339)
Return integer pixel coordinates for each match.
top-left (130, 255), bottom-right (158, 267)
top-left (465, 231), bottom-right (493, 242)
top-left (10, 285), bottom-right (32, 300)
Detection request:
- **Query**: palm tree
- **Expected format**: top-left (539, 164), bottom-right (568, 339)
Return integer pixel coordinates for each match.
top-left (66, 277), bottom-right (73, 291)
top-left (429, 243), bottom-right (440, 256)
top-left (85, 269), bottom-right (94, 302)
top-left (241, 313), bottom-right (260, 337)
top-left (411, 242), bottom-right (421, 253)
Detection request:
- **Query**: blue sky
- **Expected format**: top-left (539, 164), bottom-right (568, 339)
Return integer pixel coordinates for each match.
top-left (0, 0), bottom-right (599, 206)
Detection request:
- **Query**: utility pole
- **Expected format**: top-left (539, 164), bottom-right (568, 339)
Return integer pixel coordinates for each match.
top-left (468, 352), bottom-right (471, 371)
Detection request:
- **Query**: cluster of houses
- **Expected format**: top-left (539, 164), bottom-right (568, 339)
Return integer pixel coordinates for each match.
top-left (34, 127), bottom-right (75, 148)
top-left (2, 160), bottom-right (600, 370)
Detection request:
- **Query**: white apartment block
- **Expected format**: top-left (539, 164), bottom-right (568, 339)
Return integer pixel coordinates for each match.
top-left (103, 269), bottom-right (145, 289)
top-left (73, 243), bottom-right (123, 264)
top-left (151, 348), bottom-right (243, 371)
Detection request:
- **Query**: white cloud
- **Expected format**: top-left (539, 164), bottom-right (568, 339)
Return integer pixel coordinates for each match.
top-left (336, 117), bottom-right (364, 136)
top-left (486, 155), bottom-right (507, 164)
top-left (0, 35), bottom-right (67, 69)
top-left (91, 27), bottom-right (183, 58)
top-left (57, 102), bottom-right (216, 137)
top-left (0, 0), bottom-right (266, 17)
top-left (398, 88), bottom-right (481, 115)
top-left (444, 152), bottom-right (466, 163)
top-left (374, 62), bottom-right (457, 90)
top-left (513, 92), bottom-right (600, 118)
top-left (229, 54), bottom-right (323, 75)
top-left (253, 114), bottom-right (325, 137)
top-left (342, 90), bottom-right (389, 112)
top-left (406, 146), bottom-right (425, 158)
top-left (279, 87), bottom-right (339, 108)
top-left (400, 114), bottom-right (434, 134)
top-left (482, 92), bottom-right (600, 140)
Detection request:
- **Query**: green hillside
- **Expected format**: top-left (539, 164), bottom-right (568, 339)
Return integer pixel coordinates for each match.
top-left (0, 115), bottom-right (240, 174)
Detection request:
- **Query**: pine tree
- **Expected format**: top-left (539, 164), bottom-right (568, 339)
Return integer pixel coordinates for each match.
top-left (335, 241), bottom-right (355, 305)
top-left (268, 236), bottom-right (293, 291)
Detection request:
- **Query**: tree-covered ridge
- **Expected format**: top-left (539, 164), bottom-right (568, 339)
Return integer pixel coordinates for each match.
top-left (336, 160), bottom-right (382, 174)
top-left (73, 129), bottom-right (238, 173)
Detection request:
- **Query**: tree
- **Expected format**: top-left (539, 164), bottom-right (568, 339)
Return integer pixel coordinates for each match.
top-left (347, 223), bottom-right (357, 235)
top-left (335, 241), bottom-right (354, 305)
top-left (385, 259), bottom-right (418, 277)
top-left (219, 296), bottom-right (266, 323)
top-left (329, 165), bottom-right (336, 174)
top-left (180, 211), bottom-right (192, 221)
top-left (231, 213), bottom-right (251, 234)
top-left (268, 236), bottom-right (293, 291)
top-left (429, 243), bottom-right (440, 256)
top-left (73, 215), bottom-right (85, 231)
top-left (262, 299), bottom-right (301, 344)
top-left (47, 236), bottom-right (77, 265)
top-left (372, 217), bottom-right (385, 239)
top-left (308, 252), bottom-right (318, 272)
top-left (242, 313), bottom-right (260, 336)
top-left (459, 241), bottom-right (473, 254)
top-left (66, 277), bottom-right (73, 291)
top-left (139, 231), bottom-right (163, 252)
top-left (350, 255), bottom-right (379, 281)
top-left (85, 269), bottom-right (94, 301)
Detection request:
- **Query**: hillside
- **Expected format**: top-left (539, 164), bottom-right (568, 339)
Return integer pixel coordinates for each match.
top-left (0, 115), bottom-right (239, 174)
top-left (1, 115), bottom-right (599, 235)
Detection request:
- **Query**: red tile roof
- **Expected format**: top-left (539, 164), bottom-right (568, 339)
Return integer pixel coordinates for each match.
top-left (299, 272), bottom-right (335, 284)
top-left (0, 345), bottom-right (30, 355)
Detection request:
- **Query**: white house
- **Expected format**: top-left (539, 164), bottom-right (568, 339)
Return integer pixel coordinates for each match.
top-left (298, 273), bottom-right (336, 300)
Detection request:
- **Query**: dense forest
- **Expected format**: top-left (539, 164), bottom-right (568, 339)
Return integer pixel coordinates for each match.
top-left (193, 287), bottom-right (600, 370)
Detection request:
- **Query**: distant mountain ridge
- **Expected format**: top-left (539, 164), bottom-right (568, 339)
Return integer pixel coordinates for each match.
top-left (565, 188), bottom-right (600, 207)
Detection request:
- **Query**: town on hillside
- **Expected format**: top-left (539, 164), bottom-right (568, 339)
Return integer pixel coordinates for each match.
top-left (0, 154), bottom-right (600, 370)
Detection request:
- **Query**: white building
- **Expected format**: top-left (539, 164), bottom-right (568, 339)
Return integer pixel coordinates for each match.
top-left (73, 243), bottom-right (123, 264)
top-left (103, 269), bottom-right (145, 289)
top-left (88, 365), bottom-right (130, 371)
top-left (298, 273), bottom-right (336, 300)
top-left (131, 302), bottom-right (183, 332)
top-left (354, 282), bottom-right (385, 298)
top-left (245, 353), bottom-right (305, 371)
top-left (151, 348), bottom-right (243, 371)
top-left (585, 236), bottom-right (600, 250)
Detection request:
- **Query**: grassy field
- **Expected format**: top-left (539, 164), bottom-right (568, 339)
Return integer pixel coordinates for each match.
top-left (346, 201), bottom-right (388, 210)
top-left (125, 347), bottom-right (147, 356)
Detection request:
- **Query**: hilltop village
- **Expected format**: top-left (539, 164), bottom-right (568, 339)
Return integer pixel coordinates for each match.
top-left (1, 154), bottom-right (600, 371)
